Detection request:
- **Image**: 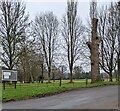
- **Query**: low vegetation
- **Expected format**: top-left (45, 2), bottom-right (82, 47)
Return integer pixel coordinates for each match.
top-left (2, 79), bottom-right (118, 102)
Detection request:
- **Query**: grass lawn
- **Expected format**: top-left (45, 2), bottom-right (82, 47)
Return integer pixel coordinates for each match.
top-left (2, 79), bottom-right (118, 102)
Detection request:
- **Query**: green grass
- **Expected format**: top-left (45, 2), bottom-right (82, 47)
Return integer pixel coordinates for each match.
top-left (2, 79), bottom-right (118, 102)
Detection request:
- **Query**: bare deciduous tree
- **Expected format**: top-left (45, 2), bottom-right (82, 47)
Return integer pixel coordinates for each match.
top-left (98, 3), bottom-right (118, 81)
top-left (0, 0), bottom-right (29, 70)
top-left (61, 0), bottom-right (84, 83)
top-left (18, 38), bottom-right (40, 83)
top-left (33, 12), bottom-right (59, 83)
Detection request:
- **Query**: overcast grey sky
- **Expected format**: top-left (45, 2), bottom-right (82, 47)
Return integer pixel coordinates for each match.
top-left (24, 0), bottom-right (118, 24)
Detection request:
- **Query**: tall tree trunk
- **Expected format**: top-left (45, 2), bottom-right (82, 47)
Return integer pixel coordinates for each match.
top-left (30, 71), bottom-right (34, 83)
top-left (109, 72), bottom-right (113, 82)
top-left (70, 65), bottom-right (73, 83)
top-left (87, 18), bottom-right (101, 83)
top-left (48, 66), bottom-right (51, 83)
top-left (41, 64), bottom-right (44, 83)
top-left (23, 65), bottom-right (26, 83)
top-left (52, 73), bottom-right (55, 82)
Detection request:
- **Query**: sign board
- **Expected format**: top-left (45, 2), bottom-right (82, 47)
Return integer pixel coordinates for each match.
top-left (2, 70), bottom-right (17, 81)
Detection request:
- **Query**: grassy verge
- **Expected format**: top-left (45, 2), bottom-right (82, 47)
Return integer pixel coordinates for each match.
top-left (2, 80), bottom-right (118, 102)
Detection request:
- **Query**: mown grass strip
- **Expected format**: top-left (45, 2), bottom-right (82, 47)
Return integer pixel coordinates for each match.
top-left (2, 80), bottom-right (118, 102)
